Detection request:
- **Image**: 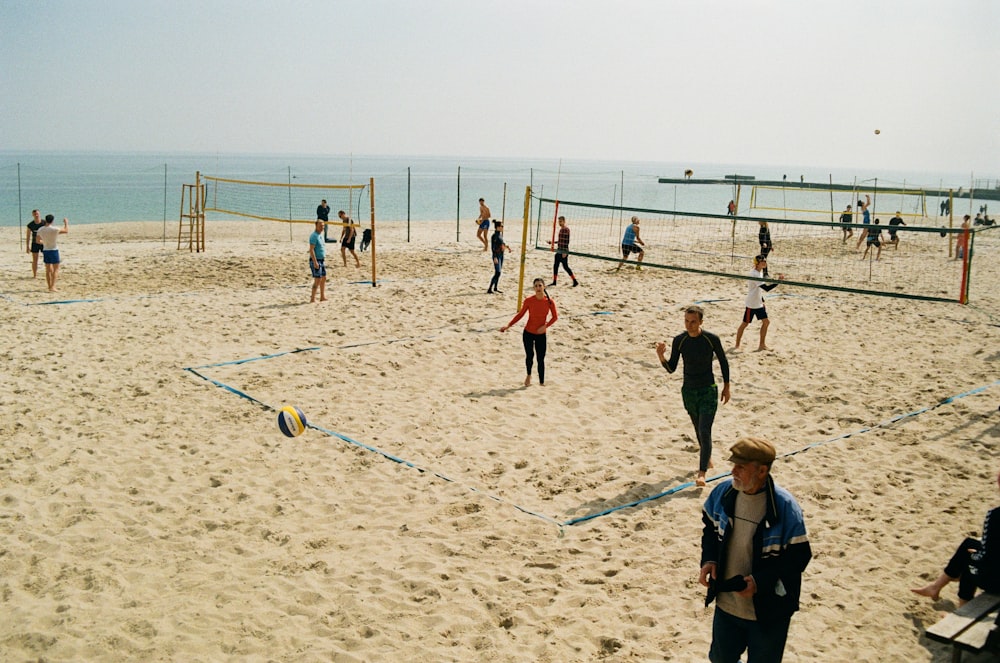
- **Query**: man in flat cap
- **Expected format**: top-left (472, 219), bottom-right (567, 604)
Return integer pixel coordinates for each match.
top-left (698, 437), bottom-right (811, 663)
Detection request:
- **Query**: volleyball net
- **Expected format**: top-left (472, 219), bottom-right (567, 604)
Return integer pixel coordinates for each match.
top-left (531, 194), bottom-right (996, 303)
top-left (749, 184), bottom-right (928, 223)
top-left (201, 174), bottom-right (373, 228)
top-left (198, 173), bottom-right (379, 284)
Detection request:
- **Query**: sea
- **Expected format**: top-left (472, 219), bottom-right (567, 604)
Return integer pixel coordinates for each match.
top-left (0, 151), bottom-right (994, 229)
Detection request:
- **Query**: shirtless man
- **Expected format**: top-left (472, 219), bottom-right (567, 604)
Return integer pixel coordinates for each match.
top-left (477, 198), bottom-right (491, 251)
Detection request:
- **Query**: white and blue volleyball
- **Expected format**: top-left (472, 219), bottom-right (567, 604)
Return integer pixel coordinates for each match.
top-left (277, 405), bottom-right (307, 437)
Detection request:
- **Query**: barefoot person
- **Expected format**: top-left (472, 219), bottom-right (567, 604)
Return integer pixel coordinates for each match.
top-left (36, 214), bottom-right (68, 292)
top-left (735, 255), bottom-right (783, 351)
top-left (656, 305), bottom-right (731, 487)
top-left (338, 210), bottom-right (361, 267)
top-left (25, 209), bottom-right (44, 278)
top-left (500, 278), bottom-right (558, 386)
top-left (615, 216), bottom-right (645, 271)
top-left (476, 198), bottom-right (491, 251)
top-left (309, 219), bottom-right (327, 303)
top-left (839, 204), bottom-right (853, 244)
top-left (912, 467), bottom-right (1000, 606)
top-left (487, 220), bottom-right (510, 294)
top-left (547, 215), bottom-right (579, 287)
top-left (854, 194), bottom-right (872, 249)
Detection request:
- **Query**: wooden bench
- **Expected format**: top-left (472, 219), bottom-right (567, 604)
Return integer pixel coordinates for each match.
top-left (925, 592), bottom-right (1000, 662)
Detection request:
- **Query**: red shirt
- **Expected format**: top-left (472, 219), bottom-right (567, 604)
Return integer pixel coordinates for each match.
top-left (507, 295), bottom-right (558, 334)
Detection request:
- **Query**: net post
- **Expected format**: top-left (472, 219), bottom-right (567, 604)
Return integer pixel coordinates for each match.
top-left (369, 177), bottom-right (377, 287)
top-left (515, 186), bottom-right (531, 310)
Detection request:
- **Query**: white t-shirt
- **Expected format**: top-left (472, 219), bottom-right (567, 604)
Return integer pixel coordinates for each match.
top-left (744, 268), bottom-right (767, 309)
top-left (36, 224), bottom-right (62, 251)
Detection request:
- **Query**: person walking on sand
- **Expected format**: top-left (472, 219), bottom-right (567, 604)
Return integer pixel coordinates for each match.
top-left (25, 209), bottom-right (45, 278)
top-left (855, 194), bottom-right (872, 249)
top-left (500, 278), bottom-right (558, 386)
top-left (309, 219), bottom-right (327, 302)
top-left (735, 256), bottom-right (783, 352)
top-left (699, 438), bottom-right (811, 663)
top-left (338, 210), bottom-right (361, 267)
top-left (912, 467), bottom-right (1000, 606)
top-left (547, 215), bottom-right (579, 287)
top-left (487, 220), bottom-right (511, 294)
top-left (840, 204), bottom-right (854, 244)
top-left (36, 214), bottom-right (68, 292)
top-left (616, 216), bottom-right (645, 271)
top-left (656, 305), bottom-right (731, 487)
top-left (727, 200), bottom-right (736, 217)
top-left (477, 198), bottom-right (491, 251)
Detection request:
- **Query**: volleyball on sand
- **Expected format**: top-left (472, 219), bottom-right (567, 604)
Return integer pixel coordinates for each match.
top-left (277, 405), bottom-right (307, 437)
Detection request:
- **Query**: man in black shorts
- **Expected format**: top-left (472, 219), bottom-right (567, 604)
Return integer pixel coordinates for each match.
top-left (25, 209), bottom-right (44, 278)
top-left (887, 212), bottom-right (906, 249)
top-left (338, 210), bottom-right (361, 267)
top-left (839, 204), bottom-right (853, 244)
top-left (656, 305), bottom-right (731, 487)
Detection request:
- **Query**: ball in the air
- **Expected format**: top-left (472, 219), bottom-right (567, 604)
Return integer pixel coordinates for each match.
top-left (277, 405), bottom-right (307, 437)
top-left (874, 129), bottom-right (881, 135)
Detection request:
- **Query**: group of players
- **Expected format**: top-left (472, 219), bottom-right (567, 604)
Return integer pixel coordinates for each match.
top-left (24, 209), bottom-right (69, 292)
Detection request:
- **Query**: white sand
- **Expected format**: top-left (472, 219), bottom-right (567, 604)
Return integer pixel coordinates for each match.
top-left (1, 218), bottom-right (998, 661)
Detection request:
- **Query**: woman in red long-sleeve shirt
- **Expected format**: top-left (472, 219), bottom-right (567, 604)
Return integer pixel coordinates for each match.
top-left (500, 278), bottom-right (558, 386)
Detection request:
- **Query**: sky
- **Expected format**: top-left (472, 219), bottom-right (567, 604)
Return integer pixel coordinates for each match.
top-left (2, 0), bottom-right (998, 175)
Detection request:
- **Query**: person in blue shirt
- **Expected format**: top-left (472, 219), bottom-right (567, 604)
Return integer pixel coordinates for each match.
top-left (615, 216), bottom-right (646, 271)
top-left (309, 219), bottom-right (327, 302)
top-left (855, 194), bottom-right (872, 250)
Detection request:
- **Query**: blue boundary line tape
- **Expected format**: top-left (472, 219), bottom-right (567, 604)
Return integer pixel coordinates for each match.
top-left (186, 341), bottom-right (999, 530)
top-left (562, 378), bottom-right (1000, 526)
top-left (184, 348), bottom-right (565, 531)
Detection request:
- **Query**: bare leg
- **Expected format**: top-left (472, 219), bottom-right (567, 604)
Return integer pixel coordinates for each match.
top-left (757, 318), bottom-right (770, 351)
top-left (911, 573), bottom-right (955, 601)
top-left (735, 321), bottom-right (749, 349)
top-left (696, 471), bottom-right (707, 487)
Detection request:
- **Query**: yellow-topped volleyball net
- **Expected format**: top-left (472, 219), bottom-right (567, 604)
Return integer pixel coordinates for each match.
top-left (191, 172), bottom-right (379, 285)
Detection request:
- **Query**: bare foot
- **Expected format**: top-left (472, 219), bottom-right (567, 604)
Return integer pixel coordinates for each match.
top-left (320, 297), bottom-right (328, 302)
top-left (696, 472), bottom-right (707, 487)
top-left (755, 345), bottom-right (770, 352)
top-left (910, 586), bottom-right (941, 601)
top-left (524, 375), bottom-right (531, 387)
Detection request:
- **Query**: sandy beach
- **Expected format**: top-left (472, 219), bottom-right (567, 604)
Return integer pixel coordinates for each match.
top-left (1, 217), bottom-right (999, 662)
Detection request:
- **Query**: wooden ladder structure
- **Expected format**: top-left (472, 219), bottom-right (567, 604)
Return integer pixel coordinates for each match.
top-left (178, 171), bottom-right (206, 252)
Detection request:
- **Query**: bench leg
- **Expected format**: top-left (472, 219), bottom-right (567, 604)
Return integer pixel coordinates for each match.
top-left (952, 644), bottom-right (962, 663)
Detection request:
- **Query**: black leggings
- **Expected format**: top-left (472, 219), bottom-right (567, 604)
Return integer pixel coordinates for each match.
top-left (523, 330), bottom-right (547, 384)
top-left (553, 253), bottom-right (574, 279)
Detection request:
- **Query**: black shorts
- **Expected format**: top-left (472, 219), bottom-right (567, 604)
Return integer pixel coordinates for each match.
top-left (742, 307), bottom-right (768, 323)
top-left (342, 237), bottom-right (356, 250)
top-left (621, 244), bottom-right (643, 257)
top-left (30, 242), bottom-right (44, 253)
